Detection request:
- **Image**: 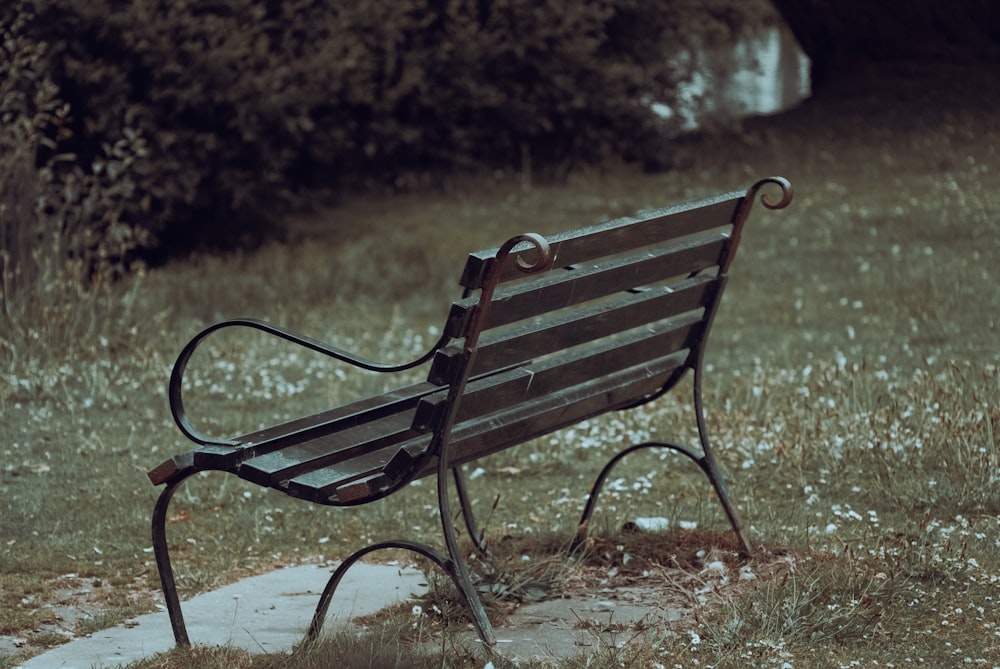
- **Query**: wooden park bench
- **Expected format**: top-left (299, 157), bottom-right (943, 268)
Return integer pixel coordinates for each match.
top-left (148, 176), bottom-right (792, 648)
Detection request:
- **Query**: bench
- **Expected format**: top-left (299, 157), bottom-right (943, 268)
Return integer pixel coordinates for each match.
top-left (148, 176), bottom-right (792, 648)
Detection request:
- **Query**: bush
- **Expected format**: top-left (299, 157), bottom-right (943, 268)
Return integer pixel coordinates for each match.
top-left (1, 8), bottom-right (152, 371)
top-left (2, 3), bottom-right (152, 291)
top-left (4, 0), bottom-right (770, 266)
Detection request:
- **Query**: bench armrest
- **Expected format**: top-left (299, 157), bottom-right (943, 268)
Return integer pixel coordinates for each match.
top-left (168, 318), bottom-right (448, 446)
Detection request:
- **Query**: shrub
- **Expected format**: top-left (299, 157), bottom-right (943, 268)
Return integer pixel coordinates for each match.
top-left (2, 3), bottom-right (152, 287)
top-left (5, 0), bottom-right (771, 265)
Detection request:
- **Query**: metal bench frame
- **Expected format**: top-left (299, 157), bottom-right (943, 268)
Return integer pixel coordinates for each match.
top-left (148, 177), bottom-right (792, 649)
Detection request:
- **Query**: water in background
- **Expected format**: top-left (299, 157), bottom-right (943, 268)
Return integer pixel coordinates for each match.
top-left (653, 20), bottom-right (812, 130)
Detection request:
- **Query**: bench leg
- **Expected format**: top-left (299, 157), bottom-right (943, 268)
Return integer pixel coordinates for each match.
top-left (698, 442), bottom-right (753, 556)
top-left (306, 539), bottom-right (496, 647)
top-left (452, 465), bottom-right (491, 557)
top-left (151, 473), bottom-right (196, 648)
top-left (693, 370), bottom-right (754, 557)
top-left (438, 461), bottom-right (498, 646)
top-left (572, 440), bottom-right (753, 557)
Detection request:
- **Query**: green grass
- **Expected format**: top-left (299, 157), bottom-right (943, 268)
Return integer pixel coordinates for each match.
top-left (2, 62), bottom-right (999, 667)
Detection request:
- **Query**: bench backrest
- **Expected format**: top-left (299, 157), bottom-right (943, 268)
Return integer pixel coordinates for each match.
top-left (413, 177), bottom-right (791, 465)
top-left (159, 178), bottom-right (790, 506)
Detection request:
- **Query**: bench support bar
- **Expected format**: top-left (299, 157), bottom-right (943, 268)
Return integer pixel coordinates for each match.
top-left (569, 360), bottom-right (752, 556)
top-left (151, 471), bottom-right (195, 648)
top-left (306, 539), bottom-right (494, 646)
top-left (571, 438), bottom-right (751, 556)
top-left (454, 465), bottom-right (490, 556)
top-left (153, 471), bottom-right (497, 649)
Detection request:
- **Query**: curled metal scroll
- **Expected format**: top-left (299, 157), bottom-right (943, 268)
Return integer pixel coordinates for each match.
top-left (723, 176), bottom-right (793, 271)
top-left (466, 233), bottom-right (552, 347)
top-left (504, 232), bottom-right (553, 275)
top-left (169, 318), bottom-right (450, 446)
top-left (746, 176), bottom-right (793, 211)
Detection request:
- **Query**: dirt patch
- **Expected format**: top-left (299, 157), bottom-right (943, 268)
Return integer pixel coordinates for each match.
top-left (487, 546), bottom-right (795, 660)
top-left (0, 573), bottom-right (157, 665)
top-left (399, 532), bottom-right (798, 663)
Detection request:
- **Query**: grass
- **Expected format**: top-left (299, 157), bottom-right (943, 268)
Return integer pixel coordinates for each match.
top-left (1, 61), bottom-right (999, 668)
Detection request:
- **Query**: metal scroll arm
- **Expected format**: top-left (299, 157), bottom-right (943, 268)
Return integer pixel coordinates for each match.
top-left (463, 233), bottom-right (552, 348)
top-left (723, 176), bottom-right (794, 271)
top-left (169, 318), bottom-right (450, 446)
top-left (748, 175), bottom-right (794, 211)
top-left (426, 233), bottom-right (553, 646)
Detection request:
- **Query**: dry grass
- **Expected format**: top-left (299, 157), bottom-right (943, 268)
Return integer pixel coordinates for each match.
top-left (2, 62), bottom-right (999, 667)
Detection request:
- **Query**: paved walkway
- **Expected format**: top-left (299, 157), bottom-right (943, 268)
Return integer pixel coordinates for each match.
top-left (15, 563), bottom-right (426, 669)
top-left (14, 560), bottom-right (691, 668)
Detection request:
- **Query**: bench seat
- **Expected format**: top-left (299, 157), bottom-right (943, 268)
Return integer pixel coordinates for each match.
top-left (149, 346), bottom-right (690, 506)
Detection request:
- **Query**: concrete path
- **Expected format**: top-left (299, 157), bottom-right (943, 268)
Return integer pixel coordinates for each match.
top-left (13, 559), bottom-right (707, 668)
top-left (14, 563), bottom-right (427, 669)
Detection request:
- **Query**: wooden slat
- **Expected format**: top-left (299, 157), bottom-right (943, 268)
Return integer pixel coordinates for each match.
top-left (278, 350), bottom-right (690, 504)
top-left (459, 193), bottom-right (741, 289)
top-left (334, 474), bottom-right (392, 504)
top-left (235, 411), bottom-right (420, 487)
top-left (434, 350), bottom-right (690, 470)
top-left (284, 437), bottom-right (432, 504)
top-left (446, 233), bottom-right (728, 338)
top-left (237, 381), bottom-right (436, 445)
top-left (430, 274), bottom-right (720, 383)
top-left (418, 312), bottom-right (703, 432)
top-left (188, 381), bottom-right (437, 472)
top-left (147, 451), bottom-right (195, 485)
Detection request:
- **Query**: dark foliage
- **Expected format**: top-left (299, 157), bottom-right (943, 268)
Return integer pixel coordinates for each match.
top-left (3, 0), bottom-right (765, 264)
